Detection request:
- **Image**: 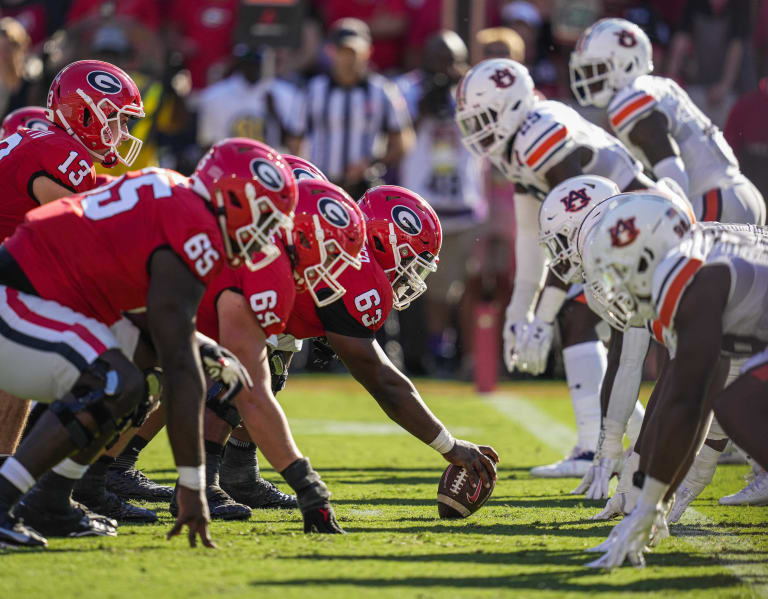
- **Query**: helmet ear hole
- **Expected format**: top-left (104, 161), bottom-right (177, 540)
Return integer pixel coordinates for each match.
top-left (83, 108), bottom-right (91, 127)
top-left (373, 236), bottom-right (385, 252)
top-left (227, 190), bottom-right (242, 209)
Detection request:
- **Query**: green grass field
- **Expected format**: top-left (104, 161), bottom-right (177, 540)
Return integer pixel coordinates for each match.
top-left (1, 375), bottom-right (766, 599)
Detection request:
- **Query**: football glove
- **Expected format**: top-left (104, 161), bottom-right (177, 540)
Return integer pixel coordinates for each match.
top-left (268, 349), bottom-right (290, 394)
top-left (502, 317), bottom-right (528, 373)
top-left (281, 458), bottom-right (345, 534)
top-left (514, 316), bottom-right (553, 375)
top-left (585, 501), bottom-right (659, 569)
top-left (197, 334), bottom-right (253, 404)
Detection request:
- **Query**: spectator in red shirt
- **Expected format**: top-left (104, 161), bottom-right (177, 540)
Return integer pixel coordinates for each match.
top-left (319, 0), bottom-right (409, 72)
top-left (0, 0), bottom-right (68, 48)
top-left (167, 0), bottom-right (238, 91)
top-left (724, 78), bottom-right (768, 203)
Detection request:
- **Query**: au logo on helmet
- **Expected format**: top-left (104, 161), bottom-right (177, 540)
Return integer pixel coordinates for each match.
top-left (560, 188), bottom-right (591, 212)
top-left (318, 197), bottom-right (350, 228)
top-left (615, 30), bottom-right (637, 48)
top-left (250, 158), bottom-right (285, 191)
top-left (489, 68), bottom-right (516, 89)
top-left (86, 70), bottom-right (123, 94)
top-left (609, 217), bottom-right (639, 247)
top-left (391, 205), bottom-right (422, 235)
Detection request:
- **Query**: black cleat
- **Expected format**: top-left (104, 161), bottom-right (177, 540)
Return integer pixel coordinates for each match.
top-left (169, 483), bottom-right (252, 521)
top-left (0, 511), bottom-right (47, 548)
top-left (73, 486), bottom-right (157, 524)
top-left (14, 497), bottom-right (117, 538)
top-left (106, 468), bottom-right (173, 500)
top-left (222, 477), bottom-right (298, 510)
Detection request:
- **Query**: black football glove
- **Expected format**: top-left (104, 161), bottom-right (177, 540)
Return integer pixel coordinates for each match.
top-left (281, 458), bottom-right (345, 534)
top-left (268, 349), bottom-right (290, 395)
top-left (311, 337), bottom-right (338, 370)
top-left (196, 333), bottom-right (252, 404)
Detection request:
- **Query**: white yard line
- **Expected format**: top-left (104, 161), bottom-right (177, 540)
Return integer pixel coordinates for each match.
top-left (486, 391), bottom-right (768, 598)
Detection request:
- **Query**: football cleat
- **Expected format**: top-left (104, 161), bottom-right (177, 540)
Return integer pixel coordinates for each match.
top-left (73, 486), bottom-right (157, 524)
top-left (221, 477), bottom-right (297, 510)
top-left (719, 470), bottom-right (768, 506)
top-left (530, 447), bottom-right (594, 478)
top-left (170, 483), bottom-right (252, 521)
top-left (0, 511), bottom-right (47, 547)
top-left (14, 496), bottom-right (117, 538)
top-left (106, 468), bottom-right (173, 500)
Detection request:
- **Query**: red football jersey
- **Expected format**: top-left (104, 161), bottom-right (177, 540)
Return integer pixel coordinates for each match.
top-left (6, 168), bottom-right (225, 326)
top-left (197, 242), bottom-right (296, 342)
top-left (285, 244), bottom-right (394, 339)
top-left (0, 126), bottom-right (96, 240)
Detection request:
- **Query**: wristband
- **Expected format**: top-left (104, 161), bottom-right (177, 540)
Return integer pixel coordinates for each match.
top-left (600, 418), bottom-right (625, 459)
top-left (177, 465), bottom-right (205, 490)
top-left (429, 428), bottom-right (455, 454)
top-left (638, 475), bottom-right (668, 507)
top-left (536, 286), bottom-right (567, 324)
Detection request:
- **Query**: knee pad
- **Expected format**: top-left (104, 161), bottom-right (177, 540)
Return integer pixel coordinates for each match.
top-left (50, 358), bottom-right (136, 449)
top-left (206, 382), bottom-right (242, 428)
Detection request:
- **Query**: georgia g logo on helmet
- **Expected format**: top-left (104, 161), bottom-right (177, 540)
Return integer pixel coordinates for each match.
top-left (318, 197), bottom-right (351, 228)
top-left (86, 70), bottom-right (123, 94)
top-left (391, 205), bottom-right (423, 235)
top-left (250, 158), bottom-right (285, 191)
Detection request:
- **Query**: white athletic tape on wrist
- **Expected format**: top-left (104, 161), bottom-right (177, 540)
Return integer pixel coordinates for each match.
top-left (536, 286), bottom-right (567, 323)
top-left (601, 418), bottom-right (625, 458)
top-left (429, 429), bottom-right (455, 454)
top-left (177, 465), bottom-right (205, 490)
top-left (639, 475), bottom-right (668, 508)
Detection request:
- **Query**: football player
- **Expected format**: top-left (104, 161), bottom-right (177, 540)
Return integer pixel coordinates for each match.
top-left (455, 58), bottom-right (655, 477)
top-left (0, 138), bottom-right (296, 548)
top-left (580, 196), bottom-right (768, 568)
top-left (570, 18), bottom-right (765, 226)
top-left (0, 61), bottom-right (145, 506)
top-left (186, 177), bottom-right (364, 531)
top-left (248, 185), bottom-right (499, 490)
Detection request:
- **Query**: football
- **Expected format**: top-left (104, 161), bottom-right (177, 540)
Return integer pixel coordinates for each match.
top-left (437, 464), bottom-right (495, 519)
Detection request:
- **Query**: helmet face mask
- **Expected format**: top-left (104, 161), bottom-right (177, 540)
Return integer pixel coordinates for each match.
top-left (387, 230), bottom-right (438, 309)
top-left (569, 58), bottom-right (614, 108)
top-left (541, 227), bottom-right (583, 284)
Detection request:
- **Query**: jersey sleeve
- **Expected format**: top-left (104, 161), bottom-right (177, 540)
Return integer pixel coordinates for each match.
top-left (651, 248), bottom-right (703, 331)
top-left (514, 108), bottom-right (574, 181)
top-left (239, 252), bottom-right (295, 337)
top-left (34, 133), bottom-right (96, 194)
top-left (607, 79), bottom-right (658, 135)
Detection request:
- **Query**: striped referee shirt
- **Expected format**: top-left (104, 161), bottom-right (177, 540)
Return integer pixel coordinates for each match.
top-left (287, 72), bottom-right (412, 183)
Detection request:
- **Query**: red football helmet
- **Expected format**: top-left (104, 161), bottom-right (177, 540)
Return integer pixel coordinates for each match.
top-left (46, 60), bottom-right (144, 167)
top-left (286, 179), bottom-right (365, 307)
top-left (283, 155), bottom-right (329, 182)
top-left (359, 185), bottom-right (442, 310)
top-left (192, 138), bottom-right (297, 271)
top-left (0, 106), bottom-right (52, 138)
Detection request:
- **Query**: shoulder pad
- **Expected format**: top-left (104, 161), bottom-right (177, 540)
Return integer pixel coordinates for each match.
top-left (514, 103), bottom-right (570, 173)
top-left (607, 77), bottom-right (657, 132)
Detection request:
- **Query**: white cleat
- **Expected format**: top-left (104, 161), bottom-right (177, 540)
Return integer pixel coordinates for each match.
top-left (719, 470), bottom-right (768, 506)
top-left (530, 447), bottom-right (595, 478)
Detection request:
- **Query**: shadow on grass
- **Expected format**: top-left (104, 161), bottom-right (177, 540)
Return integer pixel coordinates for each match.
top-left (250, 568), bottom-right (743, 593)
top-left (342, 521), bottom-right (617, 539)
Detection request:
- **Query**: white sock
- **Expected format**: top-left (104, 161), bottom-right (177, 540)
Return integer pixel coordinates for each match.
top-left (563, 341), bottom-right (606, 452)
top-left (626, 400), bottom-right (645, 445)
top-left (683, 444), bottom-right (720, 489)
top-left (51, 458), bottom-right (89, 480)
top-left (617, 451), bottom-right (640, 494)
top-left (0, 457), bottom-right (36, 493)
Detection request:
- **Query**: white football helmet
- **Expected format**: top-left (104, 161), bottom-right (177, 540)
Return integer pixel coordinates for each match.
top-left (539, 175), bottom-right (620, 284)
top-left (581, 193), bottom-right (694, 330)
top-left (455, 58), bottom-right (535, 158)
top-left (569, 18), bottom-right (653, 108)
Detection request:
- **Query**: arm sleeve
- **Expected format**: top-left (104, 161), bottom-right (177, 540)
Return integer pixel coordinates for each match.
top-left (505, 191), bottom-right (547, 323)
top-left (604, 327), bottom-right (651, 428)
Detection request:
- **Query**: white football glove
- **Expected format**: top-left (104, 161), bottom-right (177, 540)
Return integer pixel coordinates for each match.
top-left (502, 317), bottom-right (529, 373)
top-left (513, 316), bottom-right (553, 375)
top-left (585, 502), bottom-right (659, 569)
top-left (590, 485), bottom-right (640, 520)
top-left (572, 457), bottom-right (620, 499)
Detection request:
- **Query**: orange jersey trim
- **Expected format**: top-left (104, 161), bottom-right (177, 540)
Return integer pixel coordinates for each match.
top-left (610, 94), bottom-right (654, 129)
top-left (658, 258), bottom-right (703, 328)
top-left (526, 126), bottom-right (567, 167)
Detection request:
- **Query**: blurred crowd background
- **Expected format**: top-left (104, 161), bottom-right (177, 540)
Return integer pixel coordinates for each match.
top-left (1, 0), bottom-right (767, 382)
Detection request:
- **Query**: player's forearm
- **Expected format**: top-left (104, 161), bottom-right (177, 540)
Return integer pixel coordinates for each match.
top-left (604, 328), bottom-right (649, 425)
top-left (507, 192), bottom-right (547, 321)
top-left (235, 384), bottom-right (302, 472)
top-left (163, 355), bottom-right (206, 469)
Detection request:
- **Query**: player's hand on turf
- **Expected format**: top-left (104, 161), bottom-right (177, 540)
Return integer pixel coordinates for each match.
top-left (514, 317), bottom-right (553, 375)
top-left (444, 440), bottom-right (499, 489)
top-left (301, 505), bottom-right (345, 534)
top-left (585, 503), bottom-right (658, 569)
top-left (167, 485), bottom-right (216, 549)
top-left (572, 457), bottom-right (619, 499)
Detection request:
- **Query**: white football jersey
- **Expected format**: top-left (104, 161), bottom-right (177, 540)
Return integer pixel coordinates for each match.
top-left (608, 75), bottom-right (741, 197)
top-left (650, 222), bottom-right (768, 358)
top-left (490, 100), bottom-right (643, 199)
